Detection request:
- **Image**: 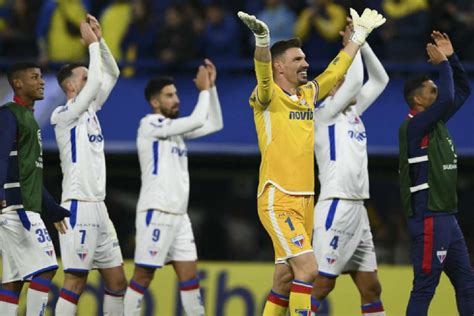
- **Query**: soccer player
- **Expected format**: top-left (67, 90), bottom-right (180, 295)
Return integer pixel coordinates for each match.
top-left (311, 32), bottom-right (389, 315)
top-left (399, 31), bottom-right (474, 316)
top-left (123, 60), bottom-right (223, 316)
top-left (238, 8), bottom-right (385, 316)
top-left (0, 62), bottom-right (69, 315)
top-left (51, 15), bottom-right (127, 315)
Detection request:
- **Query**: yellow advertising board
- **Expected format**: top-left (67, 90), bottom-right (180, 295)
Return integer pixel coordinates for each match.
top-left (5, 261), bottom-right (456, 315)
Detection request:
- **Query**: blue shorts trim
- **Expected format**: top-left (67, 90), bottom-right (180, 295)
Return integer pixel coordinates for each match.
top-left (23, 264), bottom-right (58, 280)
top-left (135, 263), bottom-right (162, 269)
top-left (318, 271), bottom-right (338, 279)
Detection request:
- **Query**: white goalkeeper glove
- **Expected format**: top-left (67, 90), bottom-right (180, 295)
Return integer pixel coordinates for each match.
top-left (237, 11), bottom-right (270, 47)
top-left (349, 8), bottom-right (386, 46)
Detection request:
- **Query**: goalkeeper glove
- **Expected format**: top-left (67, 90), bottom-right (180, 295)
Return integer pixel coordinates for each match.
top-left (237, 11), bottom-right (270, 47)
top-left (350, 8), bottom-right (386, 46)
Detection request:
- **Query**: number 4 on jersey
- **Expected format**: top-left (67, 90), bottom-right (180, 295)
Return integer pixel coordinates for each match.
top-left (330, 236), bottom-right (339, 250)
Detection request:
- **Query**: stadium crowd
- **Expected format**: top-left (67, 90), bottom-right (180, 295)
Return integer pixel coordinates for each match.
top-left (0, 0), bottom-right (473, 71)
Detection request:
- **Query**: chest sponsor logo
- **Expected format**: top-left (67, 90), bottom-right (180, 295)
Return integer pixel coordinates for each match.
top-left (437, 250), bottom-right (447, 263)
top-left (171, 146), bottom-right (187, 157)
top-left (289, 110), bottom-right (313, 121)
top-left (348, 130), bottom-right (367, 142)
top-left (291, 234), bottom-right (305, 248)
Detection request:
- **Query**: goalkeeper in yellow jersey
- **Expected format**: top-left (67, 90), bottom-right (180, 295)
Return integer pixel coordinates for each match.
top-left (238, 8), bottom-right (385, 316)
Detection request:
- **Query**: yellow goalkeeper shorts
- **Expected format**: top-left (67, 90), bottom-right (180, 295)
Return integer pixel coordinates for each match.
top-left (258, 184), bottom-right (314, 263)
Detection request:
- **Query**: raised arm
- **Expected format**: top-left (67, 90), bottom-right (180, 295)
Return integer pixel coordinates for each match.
top-left (428, 32), bottom-right (472, 122)
top-left (145, 66), bottom-right (211, 139)
top-left (238, 12), bottom-right (273, 107)
top-left (316, 51), bottom-right (363, 122)
top-left (0, 108), bottom-right (16, 209)
top-left (87, 14), bottom-right (120, 111)
top-left (408, 44), bottom-right (454, 138)
top-left (315, 9), bottom-right (386, 99)
top-left (185, 59), bottom-right (223, 139)
top-left (354, 43), bottom-right (389, 116)
top-left (50, 22), bottom-right (103, 126)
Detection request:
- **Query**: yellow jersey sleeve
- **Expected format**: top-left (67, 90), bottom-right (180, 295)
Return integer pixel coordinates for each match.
top-left (314, 50), bottom-right (353, 101)
top-left (250, 59), bottom-right (274, 108)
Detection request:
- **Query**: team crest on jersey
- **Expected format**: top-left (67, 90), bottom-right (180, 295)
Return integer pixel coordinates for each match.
top-left (76, 247), bottom-right (88, 261)
top-left (291, 235), bottom-right (305, 248)
top-left (325, 252), bottom-right (338, 265)
top-left (148, 247), bottom-right (158, 257)
top-left (44, 245), bottom-right (54, 257)
top-left (295, 309), bottom-right (311, 316)
top-left (437, 250), bottom-right (447, 263)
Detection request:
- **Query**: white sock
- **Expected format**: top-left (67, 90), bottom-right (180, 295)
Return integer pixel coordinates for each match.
top-left (103, 288), bottom-right (125, 316)
top-left (179, 278), bottom-right (205, 316)
top-left (26, 277), bottom-right (51, 316)
top-left (0, 288), bottom-right (20, 316)
top-left (124, 281), bottom-right (146, 316)
top-left (55, 288), bottom-right (79, 316)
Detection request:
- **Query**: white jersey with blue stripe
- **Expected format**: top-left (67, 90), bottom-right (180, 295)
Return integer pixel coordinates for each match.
top-left (136, 114), bottom-right (190, 215)
top-left (51, 104), bottom-right (106, 203)
top-left (136, 88), bottom-right (223, 215)
top-left (315, 105), bottom-right (369, 201)
top-left (50, 40), bottom-right (120, 203)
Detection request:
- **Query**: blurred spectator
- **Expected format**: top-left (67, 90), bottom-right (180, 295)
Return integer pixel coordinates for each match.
top-left (0, 0), bottom-right (42, 58)
top-left (294, 0), bottom-right (347, 60)
top-left (100, 0), bottom-right (132, 60)
top-left (156, 4), bottom-right (198, 64)
top-left (442, 0), bottom-right (474, 61)
top-left (257, 0), bottom-right (296, 45)
top-left (381, 0), bottom-right (429, 61)
top-left (121, 0), bottom-right (158, 76)
top-left (36, 0), bottom-right (89, 64)
top-left (201, 2), bottom-right (241, 60)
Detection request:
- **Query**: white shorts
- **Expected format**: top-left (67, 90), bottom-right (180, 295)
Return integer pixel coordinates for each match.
top-left (0, 210), bottom-right (58, 283)
top-left (59, 200), bottom-right (123, 272)
top-left (313, 199), bottom-right (377, 277)
top-left (134, 210), bottom-right (197, 268)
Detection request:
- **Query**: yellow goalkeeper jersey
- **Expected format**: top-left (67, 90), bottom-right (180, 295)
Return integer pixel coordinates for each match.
top-left (250, 51), bottom-right (353, 196)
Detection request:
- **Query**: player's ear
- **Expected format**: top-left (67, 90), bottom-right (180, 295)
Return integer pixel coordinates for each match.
top-left (149, 98), bottom-right (160, 110)
top-left (12, 78), bottom-right (22, 90)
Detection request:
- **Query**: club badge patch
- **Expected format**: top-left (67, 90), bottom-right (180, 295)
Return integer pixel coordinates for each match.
top-left (291, 235), bottom-right (305, 248)
top-left (437, 250), bottom-right (447, 263)
top-left (76, 247), bottom-right (88, 261)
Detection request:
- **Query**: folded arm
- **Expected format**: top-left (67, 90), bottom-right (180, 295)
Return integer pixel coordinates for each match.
top-left (354, 43), bottom-right (389, 116)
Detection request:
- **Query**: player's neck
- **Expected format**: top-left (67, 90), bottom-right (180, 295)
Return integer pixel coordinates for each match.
top-left (13, 95), bottom-right (34, 110)
top-left (275, 78), bottom-right (298, 95)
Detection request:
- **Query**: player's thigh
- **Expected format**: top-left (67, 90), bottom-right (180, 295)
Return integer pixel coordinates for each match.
top-left (258, 186), bottom-right (313, 263)
top-left (0, 211), bottom-right (57, 282)
top-left (313, 199), bottom-right (364, 277)
top-left (343, 205), bottom-right (378, 274)
top-left (93, 202), bottom-right (123, 270)
top-left (134, 210), bottom-right (179, 268)
top-left (167, 214), bottom-right (197, 264)
top-left (59, 201), bottom-right (101, 272)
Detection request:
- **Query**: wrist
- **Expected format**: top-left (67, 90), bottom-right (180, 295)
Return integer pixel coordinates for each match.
top-left (350, 28), bottom-right (367, 46)
top-left (255, 33), bottom-right (270, 48)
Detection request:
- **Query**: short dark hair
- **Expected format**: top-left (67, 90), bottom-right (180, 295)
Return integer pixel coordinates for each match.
top-left (403, 75), bottom-right (431, 108)
top-left (270, 38), bottom-right (302, 59)
top-left (144, 76), bottom-right (175, 102)
top-left (7, 62), bottom-right (41, 87)
top-left (56, 62), bottom-right (87, 87)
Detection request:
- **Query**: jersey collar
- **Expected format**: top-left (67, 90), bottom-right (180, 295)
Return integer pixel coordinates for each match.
top-left (407, 109), bottom-right (418, 118)
top-left (13, 96), bottom-right (34, 111)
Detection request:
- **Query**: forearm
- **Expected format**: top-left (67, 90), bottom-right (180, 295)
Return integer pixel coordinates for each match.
top-left (315, 50), bottom-right (353, 100)
top-left (0, 109), bottom-right (17, 202)
top-left (254, 58), bottom-right (273, 105)
top-left (99, 39), bottom-right (120, 78)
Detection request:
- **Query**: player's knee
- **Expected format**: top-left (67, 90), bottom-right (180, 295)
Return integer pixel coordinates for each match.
top-left (313, 275), bottom-right (336, 299)
top-left (360, 280), bottom-right (382, 302)
top-left (294, 267), bottom-right (317, 283)
top-left (133, 266), bottom-right (155, 288)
